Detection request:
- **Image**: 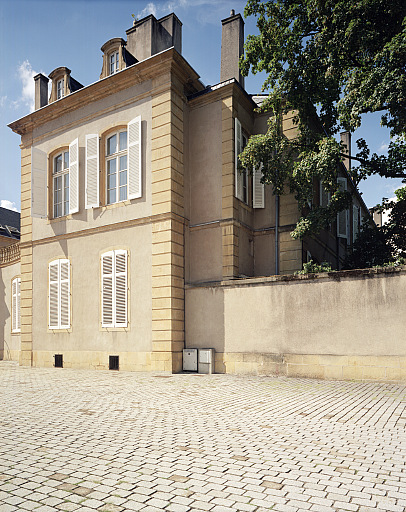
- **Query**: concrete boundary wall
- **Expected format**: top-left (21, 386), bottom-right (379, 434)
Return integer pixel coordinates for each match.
top-left (185, 266), bottom-right (406, 381)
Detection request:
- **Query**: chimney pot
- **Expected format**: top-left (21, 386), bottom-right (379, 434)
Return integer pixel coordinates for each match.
top-left (230, 9), bottom-right (235, 15)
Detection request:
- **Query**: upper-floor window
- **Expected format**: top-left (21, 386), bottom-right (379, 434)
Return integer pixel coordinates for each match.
top-left (53, 151), bottom-right (69, 218)
top-left (12, 277), bottom-right (21, 333)
top-left (109, 51), bottom-right (119, 75)
top-left (106, 130), bottom-right (128, 204)
top-left (57, 79), bottom-right (64, 99)
top-left (235, 118), bottom-right (251, 206)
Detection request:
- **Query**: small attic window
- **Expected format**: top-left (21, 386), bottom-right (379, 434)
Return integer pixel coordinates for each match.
top-left (109, 51), bottom-right (119, 75)
top-left (57, 79), bottom-right (64, 99)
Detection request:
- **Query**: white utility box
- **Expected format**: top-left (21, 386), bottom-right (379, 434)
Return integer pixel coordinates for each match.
top-left (198, 348), bottom-right (214, 374)
top-left (183, 348), bottom-right (198, 372)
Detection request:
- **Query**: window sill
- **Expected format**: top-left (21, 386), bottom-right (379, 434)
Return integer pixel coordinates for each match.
top-left (101, 200), bottom-right (132, 211)
top-left (48, 328), bottom-right (72, 333)
top-left (11, 330), bottom-right (21, 335)
top-left (48, 214), bottom-right (73, 224)
top-left (100, 326), bottom-right (129, 332)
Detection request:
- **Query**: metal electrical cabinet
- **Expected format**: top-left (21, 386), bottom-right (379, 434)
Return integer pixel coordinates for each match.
top-left (182, 348), bottom-right (198, 372)
top-left (198, 348), bottom-right (214, 374)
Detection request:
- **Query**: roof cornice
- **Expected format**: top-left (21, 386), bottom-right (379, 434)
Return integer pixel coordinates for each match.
top-left (9, 48), bottom-right (202, 136)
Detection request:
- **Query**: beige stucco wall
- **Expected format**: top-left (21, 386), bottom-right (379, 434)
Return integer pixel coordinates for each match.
top-left (31, 83), bottom-right (153, 242)
top-left (0, 260), bottom-right (21, 361)
top-left (31, 224), bottom-right (152, 366)
top-left (186, 268), bottom-right (406, 380)
top-left (186, 98), bottom-right (223, 284)
top-left (188, 100), bottom-right (222, 224)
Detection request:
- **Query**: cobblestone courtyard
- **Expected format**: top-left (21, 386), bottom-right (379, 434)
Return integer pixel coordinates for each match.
top-left (1, 362), bottom-right (406, 512)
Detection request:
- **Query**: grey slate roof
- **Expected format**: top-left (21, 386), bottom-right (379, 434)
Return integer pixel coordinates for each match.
top-left (0, 207), bottom-right (20, 240)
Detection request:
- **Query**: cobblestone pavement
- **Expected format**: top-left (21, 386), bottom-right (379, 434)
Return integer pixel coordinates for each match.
top-left (1, 362), bottom-right (406, 512)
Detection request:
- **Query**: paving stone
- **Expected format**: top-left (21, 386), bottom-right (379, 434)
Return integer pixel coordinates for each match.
top-left (1, 363), bottom-right (406, 512)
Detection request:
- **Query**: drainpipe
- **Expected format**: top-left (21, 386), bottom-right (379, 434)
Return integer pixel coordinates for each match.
top-left (275, 194), bottom-right (279, 275)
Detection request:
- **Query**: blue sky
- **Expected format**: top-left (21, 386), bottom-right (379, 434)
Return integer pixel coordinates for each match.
top-left (0, 0), bottom-right (402, 212)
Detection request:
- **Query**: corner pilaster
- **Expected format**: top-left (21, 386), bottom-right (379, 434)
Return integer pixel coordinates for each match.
top-left (151, 83), bottom-right (185, 372)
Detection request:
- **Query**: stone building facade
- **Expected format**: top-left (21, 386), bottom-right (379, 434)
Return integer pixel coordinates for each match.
top-left (3, 10), bottom-right (371, 373)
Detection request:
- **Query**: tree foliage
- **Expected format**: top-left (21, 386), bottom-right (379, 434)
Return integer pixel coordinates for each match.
top-left (239, 0), bottom-right (406, 248)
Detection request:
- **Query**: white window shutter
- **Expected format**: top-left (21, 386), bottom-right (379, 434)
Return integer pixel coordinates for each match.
top-left (128, 117), bottom-right (142, 199)
top-left (102, 252), bottom-right (114, 327)
top-left (253, 165), bottom-right (265, 209)
top-left (31, 147), bottom-right (47, 218)
top-left (17, 278), bottom-right (21, 331)
top-left (235, 118), bottom-right (243, 200)
top-left (69, 138), bottom-right (79, 214)
top-left (114, 250), bottom-right (127, 328)
top-left (337, 177), bottom-right (348, 239)
top-left (49, 261), bottom-right (60, 328)
top-left (12, 279), bottom-right (17, 332)
top-left (85, 134), bottom-right (99, 209)
top-left (59, 260), bottom-right (70, 329)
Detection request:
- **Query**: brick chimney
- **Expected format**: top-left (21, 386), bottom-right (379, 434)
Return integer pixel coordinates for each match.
top-left (34, 74), bottom-right (49, 110)
top-left (340, 131), bottom-right (351, 171)
top-left (220, 9), bottom-right (245, 88)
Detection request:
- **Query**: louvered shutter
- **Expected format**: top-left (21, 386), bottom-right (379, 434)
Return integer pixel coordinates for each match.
top-left (337, 177), bottom-right (348, 239)
top-left (235, 118), bottom-right (243, 200)
top-left (49, 261), bottom-right (59, 328)
top-left (59, 260), bottom-right (70, 328)
top-left (69, 138), bottom-right (79, 214)
top-left (253, 165), bottom-right (265, 208)
top-left (16, 278), bottom-right (21, 331)
top-left (12, 279), bottom-right (17, 332)
top-left (85, 134), bottom-right (99, 209)
top-left (102, 252), bottom-right (114, 327)
top-left (31, 147), bottom-right (47, 218)
top-left (114, 250), bottom-right (127, 328)
top-left (353, 205), bottom-right (360, 242)
top-left (128, 117), bottom-right (142, 199)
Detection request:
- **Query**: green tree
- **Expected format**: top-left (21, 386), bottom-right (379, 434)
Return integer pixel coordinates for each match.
top-left (239, 0), bottom-right (406, 257)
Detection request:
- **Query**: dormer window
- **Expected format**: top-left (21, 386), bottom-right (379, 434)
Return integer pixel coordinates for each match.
top-left (109, 52), bottom-right (119, 75)
top-left (57, 79), bottom-right (65, 99)
top-left (48, 67), bottom-right (83, 104)
top-left (100, 38), bottom-right (136, 79)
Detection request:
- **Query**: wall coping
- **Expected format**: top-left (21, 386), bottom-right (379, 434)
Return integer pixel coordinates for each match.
top-left (186, 265), bottom-right (406, 290)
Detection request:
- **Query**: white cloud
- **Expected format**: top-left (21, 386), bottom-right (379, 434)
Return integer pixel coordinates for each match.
top-left (14, 60), bottom-right (38, 113)
top-left (137, 2), bottom-right (158, 18)
top-left (0, 96), bottom-right (7, 108)
top-left (136, 0), bottom-right (228, 21)
top-left (378, 141), bottom-right (389, 153)
top-left (0, 200), bottom-right (19, 212)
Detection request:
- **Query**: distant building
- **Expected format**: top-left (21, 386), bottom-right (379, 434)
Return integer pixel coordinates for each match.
top-left (0, 207), bottom-right (20, 248)
top-left (3, 10), bottom-right (371, 371)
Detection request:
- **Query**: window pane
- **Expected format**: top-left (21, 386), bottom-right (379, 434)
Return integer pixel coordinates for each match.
top-left (64, 174), bottom-right (69, 215)
top-left (107, 135), bottom-right (116, 156)
top-left (107, 189), bottom-right (116, 204)
top-left (64, 151), bottom-right (69, 169)
top-left (119, 155), bottom-right (127, 171)
top-left (119, 186), bottom-right (127, 201)
top-left (54, 154), bottom-right (62, 174)
top-left (107, 158), bottom-right (116, 174)
top-left (119, 170), bottom-right (127, 187)
top-left (119, 132), bottom-right (127, 151)
top-left (107, 173), bottom-right (116, 190)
